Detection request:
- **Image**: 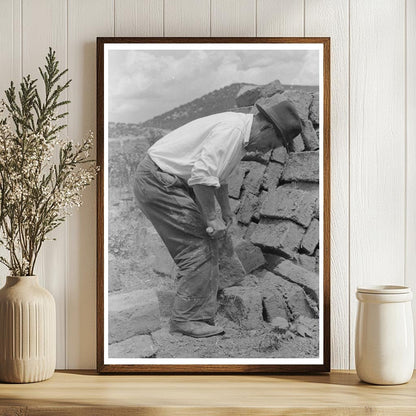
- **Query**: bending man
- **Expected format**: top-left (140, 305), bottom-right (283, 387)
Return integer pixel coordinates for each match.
top-left (133, 100), bottom-right (302, 338)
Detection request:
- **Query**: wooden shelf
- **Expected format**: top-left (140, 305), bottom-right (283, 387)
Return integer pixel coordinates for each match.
top-left (0, 370), bottom-right (415, 415)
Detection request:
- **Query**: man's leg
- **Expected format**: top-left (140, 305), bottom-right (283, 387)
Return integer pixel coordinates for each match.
top-left (132, 157), bottom-right (223, 336)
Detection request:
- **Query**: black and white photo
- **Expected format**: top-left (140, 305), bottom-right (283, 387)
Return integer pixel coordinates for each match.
top-left (97, 38), bottom-right (330, 373)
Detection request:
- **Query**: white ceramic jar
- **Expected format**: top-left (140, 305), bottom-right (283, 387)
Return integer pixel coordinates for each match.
top-left (355, 285), bottom-right (414, 385)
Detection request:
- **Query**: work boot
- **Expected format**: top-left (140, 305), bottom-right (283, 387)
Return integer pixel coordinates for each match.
top-left (169, 320), bottom-right (225, 338)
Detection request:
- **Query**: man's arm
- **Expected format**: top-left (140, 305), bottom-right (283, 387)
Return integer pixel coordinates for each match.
top-left (192, 184), bottom-right (226, 239)
top-left (214, 183), bottom-right (233, 229)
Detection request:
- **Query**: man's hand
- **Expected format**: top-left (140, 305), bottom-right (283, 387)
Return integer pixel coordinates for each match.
top-left (222, 211), bottom-right (233, 231)
top-left (206, 218), bottom-right (227, 239)
top-left (192, 184), bottom-right (227, 239)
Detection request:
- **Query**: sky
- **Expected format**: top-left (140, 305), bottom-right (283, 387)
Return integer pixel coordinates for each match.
top-left (108, 49), bottom-right (319, 124)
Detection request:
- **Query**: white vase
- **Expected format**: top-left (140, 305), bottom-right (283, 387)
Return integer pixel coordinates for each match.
top-left (0, 276), bottom-right (56, 383)
top-left (355, 285), bottom-right (414, 385)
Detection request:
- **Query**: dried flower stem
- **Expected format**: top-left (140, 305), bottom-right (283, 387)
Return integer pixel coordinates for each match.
top-left (0, 48), bottom-right (97, 276)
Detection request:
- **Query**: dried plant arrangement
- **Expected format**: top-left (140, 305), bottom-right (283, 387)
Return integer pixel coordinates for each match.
top-left (0, 48), bottom-right (97, 276)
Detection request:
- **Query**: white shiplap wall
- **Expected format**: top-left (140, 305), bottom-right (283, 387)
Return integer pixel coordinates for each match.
top-left (0, 0), bottom-right (414, 370)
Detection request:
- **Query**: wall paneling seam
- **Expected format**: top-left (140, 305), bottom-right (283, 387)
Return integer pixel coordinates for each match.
top-left (210, 0), bottom-right (212, 38)
top-left (209, 0), bottom-right (212, 36)
top-left (303, 0), bottom-right (305, 36)
top-left (20, 0), bottom-right (23, 79)
top-left (404, 0), bottom-right (407, 289)
top-left (64, 0), bottom-right (69, 369)
top-left (348, 0), bottom-right (351, 370)
top-left (19, 0), bottom-right (22, 80)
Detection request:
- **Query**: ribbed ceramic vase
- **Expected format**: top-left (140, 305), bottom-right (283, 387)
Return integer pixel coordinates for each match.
top-left (0, 276), bottom-right (56, 383)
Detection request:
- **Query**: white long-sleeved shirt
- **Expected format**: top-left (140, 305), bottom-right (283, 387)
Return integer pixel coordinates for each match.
top-left (147, 112), bottom-right (253, 188)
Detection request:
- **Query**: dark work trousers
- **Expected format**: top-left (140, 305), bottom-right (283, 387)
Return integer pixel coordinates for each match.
top-left (132, 154), bottom-right (219, 323)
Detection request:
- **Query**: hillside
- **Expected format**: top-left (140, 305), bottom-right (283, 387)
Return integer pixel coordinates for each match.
top-left (140, 82), bottom-right (250, 130)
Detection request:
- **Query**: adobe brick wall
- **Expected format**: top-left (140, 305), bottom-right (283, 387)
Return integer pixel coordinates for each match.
top-left (228, 82), bottom-right (320, 276)
top-left (216, 82), bottom-right (320, 332)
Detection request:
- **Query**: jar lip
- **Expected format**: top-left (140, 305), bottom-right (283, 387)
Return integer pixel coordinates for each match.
top-left (357, 285), bottom-right (411, 294)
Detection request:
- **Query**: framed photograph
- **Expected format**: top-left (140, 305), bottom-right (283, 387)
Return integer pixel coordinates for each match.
top-left (97, 37), bottom-right (330, 373)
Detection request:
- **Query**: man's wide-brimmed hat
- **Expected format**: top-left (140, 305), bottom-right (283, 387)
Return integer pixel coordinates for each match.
top-left (255, 100), bottom-right (302, 150)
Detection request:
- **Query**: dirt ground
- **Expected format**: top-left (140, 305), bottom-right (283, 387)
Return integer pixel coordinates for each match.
top-left (152, 316), bottom-right (319, 359)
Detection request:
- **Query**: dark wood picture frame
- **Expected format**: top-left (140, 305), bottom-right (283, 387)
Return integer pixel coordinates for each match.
top-left (97, 37), bottom-right (330, 374)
